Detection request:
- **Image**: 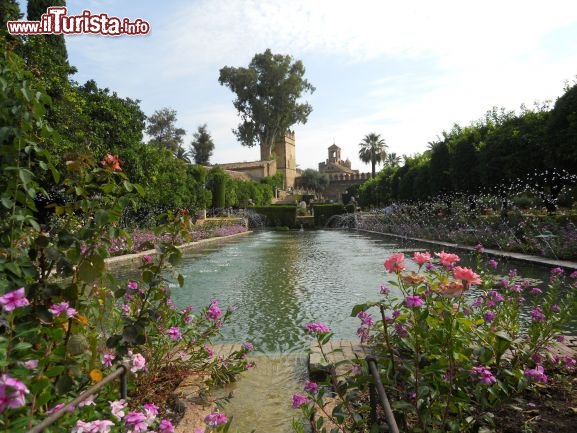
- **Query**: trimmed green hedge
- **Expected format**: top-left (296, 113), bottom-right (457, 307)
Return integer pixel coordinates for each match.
top-left (311, 203), bottom-right (347, 227)
top-left (252, 205), bottom-right (297, 228)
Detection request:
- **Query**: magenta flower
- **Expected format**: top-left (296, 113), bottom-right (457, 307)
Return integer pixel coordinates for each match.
top-left (304, 380), bottom-right (319, 394)
top-left (127, 281), bottom-right (138, 290)
top-left (357, 311), bottom-right (374, 327)
top-left (206, 299), bottom-right (222, 320)
top-left (405, 295), bottom-right (424, 308)
top-left (0, 288), bottom-right (30, 312)
top-left (102, 353), bottom-right (115, 368)
top-left (524, 365), bottom-right (548, 383)
top-left (0, 375), bottom-right (29, 411)
top-left (292, 393), bottom-right (310, 409)
top-left (46, 402), bottom-right (74, 414)
top-left (357, 326), bottom-right (369, 343)
top-left (159, 419), bottom-right (175, 433)
top-left (167, 327), bottom-right (183, 341)
top-left (125, 411), bottom-right (148, 433)
top-left (204, 412), bottom-right (228, 427)
top-left (48, 301), bottom-right (77, 318)
top-left (204, 346), bottom-right (214, 358)
top-left (550, 267), bottom-right (564, 275)
top-left (529, 306), bottom-right (546, 322)
top-left (304, 322), bottom-right (331, 334)
top-left (394, 322), bottom-right (408, 337)
top-left (530, 287), bottom-right (542, 295)
top-left (380, 285), bottom-right (390, 295)
top-left (384, 253), bottom-right (405, 273)
top-left (474, 243), bottom-right (484, 252)
top-left (242, 342), bottom-right (254, 352)
top-left (142, 255), bottom-right (153, 263)
top-left (487, 259), bottom-right (498, 269)
top-left (570, 271), bottom-right (577, 279)
top-left (551, 304), bottom-right (561, 313)
top-left (484, 311), bottom-right (496, 323)
top-left (471, 366), bottom-right (496, 385)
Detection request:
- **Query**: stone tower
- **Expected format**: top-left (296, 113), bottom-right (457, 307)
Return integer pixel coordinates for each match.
top-left (272, 132), bottom-right (296, 189)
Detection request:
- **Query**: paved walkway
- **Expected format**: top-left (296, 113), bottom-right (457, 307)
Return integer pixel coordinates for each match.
top-left (309, 341), bottom-right (369, 376)
top-left (357, 229), bottom-right (577, 270)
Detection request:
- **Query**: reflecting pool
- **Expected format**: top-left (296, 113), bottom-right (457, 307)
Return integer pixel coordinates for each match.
top-left (167, 229), bottom-right (559, 433)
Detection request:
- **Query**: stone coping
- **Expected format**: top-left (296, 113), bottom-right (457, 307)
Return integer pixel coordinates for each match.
top-left (357, 229), bottom-right (577, 271)
top-left (105, 231), bottom-right (252, 271)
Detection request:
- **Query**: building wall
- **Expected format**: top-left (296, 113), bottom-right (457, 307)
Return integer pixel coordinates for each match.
top-left (274, 132), bottom-right (296, 188)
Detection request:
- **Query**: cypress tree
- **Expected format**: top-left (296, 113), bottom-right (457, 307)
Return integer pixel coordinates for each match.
top-left (27, 0), bottom-right (69, 66)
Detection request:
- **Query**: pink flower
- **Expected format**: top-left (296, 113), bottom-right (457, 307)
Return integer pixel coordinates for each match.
top-left (204, 412), bottom-right (228, 427)
top-left (530, 287), bottom-right (542, 294)
top-left (73, 419), bottom-right (115, 433)
top-left (109, 399), bottom-right (127, 420)
top-left (405, 295), bottom-right (424, 308)
top-left (487, 259), bottom-right (498, 269)
top-left (47, 402), bottom-right (74, 414)
top-left (125, 411), bottom-right (148, 432)
top-left (102, 353), bottom-right (115, 368)
top-left (474, 243), bottom-right (484, 252)
top-left (524, 365), bottom-right (548, 383)
top-left (78, 394), bottom-right (95, 407)
top-left (159, 419), bottom-right (175, 433)
top-left (435, 251), bottom-right (460, 268)
top-left (412, 252), bottom-right (431, 267)
top-left (127, 281), bottom-right (138, 291)
top-left (100, 154), bottom-right (122, 171)
top-left (204, 346), bottom-right (214, 358)
top-left (551, 304), bottom-right (561, 313)
top-left (0, 288), bottom-right (30, 312)
top-left (0, 375), bottom-right (29, 411)
top-left (48, 301), bottom-right (77, 318)
top-left (384, 253), bottom-right (405, 273)
top-left (167, 327), bottom-right (183, 341)
top-left (484, 311), bottom-right (496, 323)
top-left (291, 394), bottom-right (310, 409)
top-left (304, 322), bottom-right (331, 334)
top-left (452, 266), bottom-right (481, 286)
top-left (304, 380), bottom-right (318, 394)
top-left (357, 311), bottom-right (374, 326)
top-left (20, 360), bottom-right (38, 370)
top-left (380, 285), bottom-right (390, 295)
top-left (142, 255), bottom-right (153, 264)
top-left (242, 342), bottom-right (254, 352)
top-left (129, 352), bottom-right (146, 373)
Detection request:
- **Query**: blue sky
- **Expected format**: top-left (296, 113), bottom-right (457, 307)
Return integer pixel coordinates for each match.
top-left (17, 0), bottom-right (577, 171)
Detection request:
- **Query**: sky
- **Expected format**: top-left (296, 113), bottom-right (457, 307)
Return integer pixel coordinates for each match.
top-left (16, 0), bottom-right (577, 171)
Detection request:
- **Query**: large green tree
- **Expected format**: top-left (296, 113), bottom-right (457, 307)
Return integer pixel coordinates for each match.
top-left (146, 107), bottom-right (186, 154)
top-left (358, 133), bottom-right (387, 176)
top-left (27, 0), bottom-right (69, 67)
top-left (0, 0), bottom-right (22, 34)
top-left (218, 49), bottom-right (315, 159)
top-left (190, 124), bottom-right (215, 165)
top-left (297, 169), bottom-right (328, 192)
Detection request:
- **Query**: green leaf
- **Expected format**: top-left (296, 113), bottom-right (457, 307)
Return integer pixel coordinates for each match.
top-left (46, 365), bottom-right (66, 377)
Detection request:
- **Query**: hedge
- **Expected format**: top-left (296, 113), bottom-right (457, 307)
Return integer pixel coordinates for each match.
top-left (311, 203), bottom-right (347, 227)
top-left (251, 205), bottom-right (297, 228)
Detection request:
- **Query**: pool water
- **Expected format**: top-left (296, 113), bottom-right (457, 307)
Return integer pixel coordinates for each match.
top-left (167, 230), bottom-right (557, 432)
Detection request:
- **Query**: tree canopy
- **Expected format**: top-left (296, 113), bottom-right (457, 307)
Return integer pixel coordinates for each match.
top-left (190, 124), bottom-right (215, 165)
top-left (218, 49), bottom-right (315, 159)
top-left (146, 107), bottom-right (186, 154)
top-left (359, 133), bottom-right (387, 176)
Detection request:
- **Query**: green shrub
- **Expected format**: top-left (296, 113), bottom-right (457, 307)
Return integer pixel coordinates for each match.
top-left (311, 203), bottom-right (346, 227)
top-left (252, 205), bottom-right (297, 228)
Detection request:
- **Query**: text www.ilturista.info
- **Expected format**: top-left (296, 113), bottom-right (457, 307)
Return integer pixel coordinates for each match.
top-left (7, 7), bottom-right (150, 36)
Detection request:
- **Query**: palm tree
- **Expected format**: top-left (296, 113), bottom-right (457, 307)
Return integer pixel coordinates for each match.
top-left (359, 133), bottom-right (387, 176)
top-left (384, 152), bottom-right (401, 167)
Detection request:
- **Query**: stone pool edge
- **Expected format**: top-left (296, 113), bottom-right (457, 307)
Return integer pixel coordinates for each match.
top-left (356, 229), bottom-right (577, 271)
top-left (105, 231), bottom-right (253, 271)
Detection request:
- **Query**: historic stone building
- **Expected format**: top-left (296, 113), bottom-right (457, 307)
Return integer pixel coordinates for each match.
top-left (318, 144), bottom-right (371, 201)
top-left (318, 144), bottom-right (358, 175)
top-left (217, 132), bottom-right (297, 189)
